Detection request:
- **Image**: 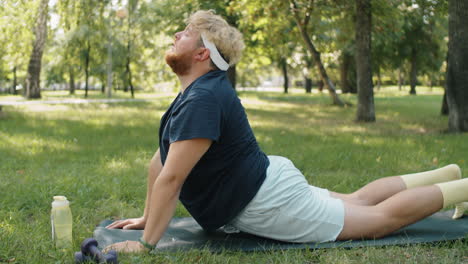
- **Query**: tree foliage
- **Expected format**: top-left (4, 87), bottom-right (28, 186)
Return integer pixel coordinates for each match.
top-left (0, 0), bottom-right (450, 101)
top-left (0, 0), bottom-right (37, 94)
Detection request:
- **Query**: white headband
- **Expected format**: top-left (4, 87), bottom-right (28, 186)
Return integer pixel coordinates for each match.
top-left (201, 33), bottom-right (229, 71)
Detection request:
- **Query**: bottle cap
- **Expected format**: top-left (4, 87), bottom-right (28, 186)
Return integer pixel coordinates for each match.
top-left (53, 196), bottom-right (68, 201)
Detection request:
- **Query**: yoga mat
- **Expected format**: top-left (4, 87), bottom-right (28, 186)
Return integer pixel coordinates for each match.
top-left (94, 210), bottom-right (467, 252)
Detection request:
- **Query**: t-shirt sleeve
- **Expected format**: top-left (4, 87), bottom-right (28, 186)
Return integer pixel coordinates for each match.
top-left (169, 88), bottom-right (221, 143)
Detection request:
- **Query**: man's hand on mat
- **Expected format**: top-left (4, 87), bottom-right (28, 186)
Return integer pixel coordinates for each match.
top-left (103, 240), bottom-right (149, 254)
top-left (106, 217), bottom-right (146, 230)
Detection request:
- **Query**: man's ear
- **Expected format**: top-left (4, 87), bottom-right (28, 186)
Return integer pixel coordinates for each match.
top-left (195, 47), bottom-right (211, 62)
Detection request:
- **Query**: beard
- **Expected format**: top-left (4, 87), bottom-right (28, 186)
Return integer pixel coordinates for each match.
top-left (165, 49), bottom-right (193, 76)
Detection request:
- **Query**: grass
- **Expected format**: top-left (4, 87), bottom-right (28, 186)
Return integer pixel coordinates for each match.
top-left (1, 87), bottom-right (467, 263)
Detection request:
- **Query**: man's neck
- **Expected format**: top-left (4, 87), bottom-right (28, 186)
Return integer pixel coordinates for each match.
top-left (178, 66), bottom-right (212, 93)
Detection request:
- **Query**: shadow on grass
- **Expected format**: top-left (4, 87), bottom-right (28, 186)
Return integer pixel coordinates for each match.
top-left (0, 102), bottom-right (167, 213)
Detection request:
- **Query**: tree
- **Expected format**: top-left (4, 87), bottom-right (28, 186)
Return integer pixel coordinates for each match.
top-left (340, 47), bottom-right (357, 94)
top-left (0, 1), bottom-right (35, 95)
top-left (289, 0), bottom-right (345, 106)
top-left (57, 0), bottom-right (81, 95)
top-left (391, 1), bottom-right (446, 95)
top-left (371, 0), bottom-right (404, 90)
top-left (122, 0), bottom-right (138, 98)
top-left (25, 0), bottom-right (49, 99)
top-left (329, 1), bottom-right (357, 94)
top-left (355, 0), bottom-right (375, 122)
top-left (446, 0), bottom-right (468, 132)
top-left (232, 0), bottom-right (300, 92)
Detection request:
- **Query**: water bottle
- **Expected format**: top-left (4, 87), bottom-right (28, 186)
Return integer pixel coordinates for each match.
top-left (51, 196), bottom-right (72, 248)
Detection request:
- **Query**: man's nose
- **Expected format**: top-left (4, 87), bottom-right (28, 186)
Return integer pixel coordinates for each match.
top-left (175, 31), bottom-right (182, 40)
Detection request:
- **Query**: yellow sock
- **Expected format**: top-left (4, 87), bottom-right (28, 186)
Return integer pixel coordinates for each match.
top-left (400, 164), bottom-right (461, 189)
top-left (435, 178), bottom-right (468, 208)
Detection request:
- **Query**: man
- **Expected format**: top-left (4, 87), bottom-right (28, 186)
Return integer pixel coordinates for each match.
top-left (105, 10), bottom-right (258, 252)
top-left (105, 10), bottom-right (468, 253)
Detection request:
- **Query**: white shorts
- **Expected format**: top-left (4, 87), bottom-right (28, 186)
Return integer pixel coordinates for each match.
top-left (227, 156), bottom-right (345, 243)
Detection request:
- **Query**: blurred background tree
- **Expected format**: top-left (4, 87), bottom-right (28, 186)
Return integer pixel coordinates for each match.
top-left (0, 0), bottom-right (450, 96)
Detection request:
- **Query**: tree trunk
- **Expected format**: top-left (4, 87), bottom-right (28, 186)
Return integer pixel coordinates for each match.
top-left (123, 78), bottom-right (128, 92)
top-left (227, 65), bottom-right (236, 89)
top-left (12, 66), bottom-right (17, 95)
top-left (398, 68), bottom-right (403, 91)
top-left (302, 36), bottom-right (344, 105)
top-left (25, 0), bottom-right (49, 99)
top-left (340, 51), bottom-right (357, 94)
top-left (303, 56), bottom-right (313, 94)
top-left (317, 79), bottom-right (324, 92)
top-left (446, 0), bottom-right (468, 132)
top-left (376, 66), bottom-right (382, 90)
top-left (281, 58), bottom-right (289, 94)
top-left (69, 67), bottom-right (75, 95)
top-left (340, 52), bottom-right (351, 93)
top-left (125, 40), bottom-right (134, 98)
top-left (84, 40), bottom-right (91, 98)
top-left (290, 0), bottom-right (345, 106)
top-left (305, 77), bottom-right (312, 93)
top-left (430, 74), bottom-right (434, 91)
top-left (409, 48), bottom-right (418, 95)
top-left (126, 57), bottom-right (134, 98)
top-left (355, 0), bottom-right (375, 122)
top-left (100, 75), bottom-right (105, 93)
top-left (127, 1), bottom-right (136, 98)
top-left (106, 25), bottom-right (113, 98)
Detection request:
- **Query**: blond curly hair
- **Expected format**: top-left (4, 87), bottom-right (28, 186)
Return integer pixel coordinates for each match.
top-left (187, 10), bottom-right (245, 66)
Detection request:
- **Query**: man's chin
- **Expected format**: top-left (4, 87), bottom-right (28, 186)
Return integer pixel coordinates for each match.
top-left (165, 52), bottom-right (191, 76)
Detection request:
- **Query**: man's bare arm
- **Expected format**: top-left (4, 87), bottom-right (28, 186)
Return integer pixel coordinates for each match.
top-left (142, 138), bottom-right (211, 246)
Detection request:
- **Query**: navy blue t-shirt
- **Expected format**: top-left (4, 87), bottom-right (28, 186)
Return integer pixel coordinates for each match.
top-left (158, 70), bottom-right (269, 231)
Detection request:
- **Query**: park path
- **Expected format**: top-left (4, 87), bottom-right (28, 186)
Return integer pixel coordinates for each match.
top-left (0, 98), bottom-right (150, 106)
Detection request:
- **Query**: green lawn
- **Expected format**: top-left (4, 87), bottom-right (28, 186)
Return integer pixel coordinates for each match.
top-left (1, 88), bottom-right (467, 263)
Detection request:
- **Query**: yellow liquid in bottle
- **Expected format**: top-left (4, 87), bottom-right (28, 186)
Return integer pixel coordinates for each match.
top-left (51, 197), bottom-right (72, 248)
